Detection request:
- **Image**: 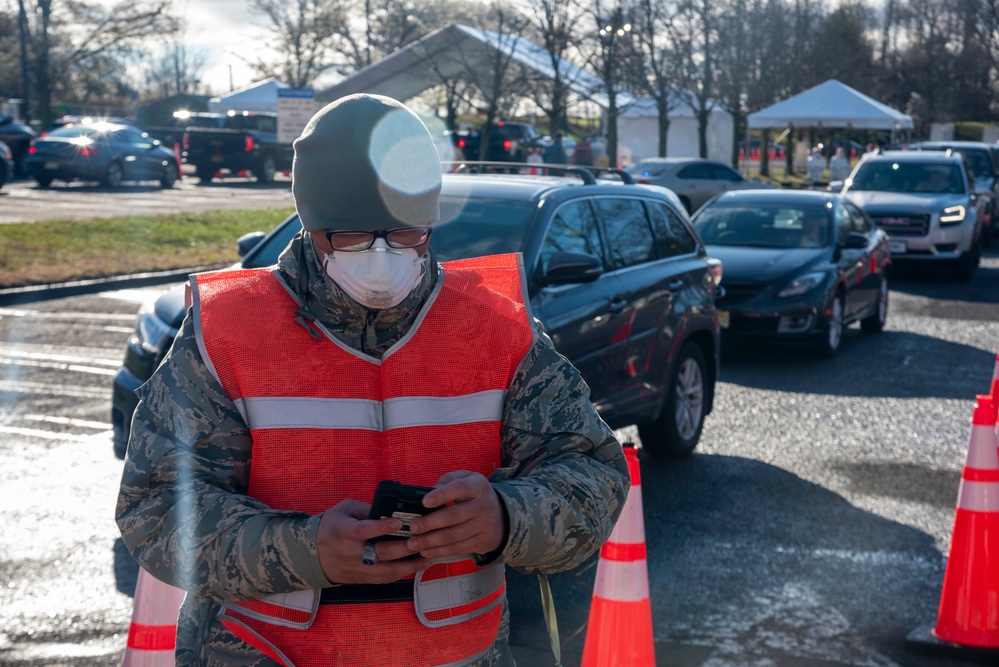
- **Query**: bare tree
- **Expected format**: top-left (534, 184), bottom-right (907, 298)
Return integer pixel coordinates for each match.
top-left (578, 0), bottom-right (641, 167)
top-left (249, 0), bottom-right (350, 88)
top-left (633, 0), bottom-right (685, 157)
top-left (141, 39), bottom-right (208, 98)
top-left (518, 0), bottom-right (583, 137)
top-left (19, 0), bottom-right (176, 127)
top-left (673, 0), bottom-right (721, 158)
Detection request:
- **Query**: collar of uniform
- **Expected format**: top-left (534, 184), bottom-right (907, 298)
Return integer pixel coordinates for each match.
top-left (276, 232), bottom-right (438, 353)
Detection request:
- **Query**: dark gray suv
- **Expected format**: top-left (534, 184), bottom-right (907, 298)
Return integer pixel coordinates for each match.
top-left (112, 167), bottom-right (722, 459)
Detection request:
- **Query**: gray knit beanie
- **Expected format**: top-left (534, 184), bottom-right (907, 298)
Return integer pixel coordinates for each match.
top-left (292, 94), bottom-right (442, 232)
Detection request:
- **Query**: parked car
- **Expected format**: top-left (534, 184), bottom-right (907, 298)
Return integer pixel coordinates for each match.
top-left (692, 190), bottom-right (891, 357)
top-left (624, 157), bottom-right (778, 214)
top-left (446, 120), bottom-right (545, 163)
top-left (143, 110), bottom-right (227, 149)
top-left (182, 110), bottom-right (292, 183)
top-left (26, 122), bottom-right (180, 188)
top-left (842, 149), bottom-right (986, 281)
top-left (0, 113), bottom-right (38, 176)
top-left (908, 140), bottom-right (998, 246)
top-left (0, 139), bottom-right (13, 190)
top-left (112, 168), bottom-right (722, 460)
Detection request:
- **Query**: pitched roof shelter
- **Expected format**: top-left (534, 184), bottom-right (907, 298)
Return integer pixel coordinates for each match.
top-left (316, 23), bottom-right (626, 109)
top-left (747, 79), bottom-right (914, 131)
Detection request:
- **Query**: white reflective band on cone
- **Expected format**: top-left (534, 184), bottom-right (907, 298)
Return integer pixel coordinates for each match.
top-left (607, 484), bottom-right (645, 544)
top-left (966, 424), bottom-right (999, 469)
top-left (957, 480), bottom-right (999, 512)
top-left (592, 559), bottom-right (650, 603)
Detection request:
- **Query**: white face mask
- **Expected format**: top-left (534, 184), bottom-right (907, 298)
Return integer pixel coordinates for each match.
top-left (322, 238), bottom-right (427, 310)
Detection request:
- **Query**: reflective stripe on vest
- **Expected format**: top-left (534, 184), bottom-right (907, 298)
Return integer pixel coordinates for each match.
top-left (233, 391), bottom-right (505, 431)
top-left (193, 254), bottom-right (535, 667)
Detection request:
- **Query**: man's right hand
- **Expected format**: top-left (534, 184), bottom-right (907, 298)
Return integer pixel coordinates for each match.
top-left (316, 499), bottom-right (432, 584)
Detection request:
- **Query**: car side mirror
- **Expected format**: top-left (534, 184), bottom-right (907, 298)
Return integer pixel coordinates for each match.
top-left (237, 231), bottom-right (267, 257)
top-left (827, 181), bottom-right (845, 193)
top-left (540, 251), bottom-right (604, 285)
top-left (843, 232), bottom-right (868, 249)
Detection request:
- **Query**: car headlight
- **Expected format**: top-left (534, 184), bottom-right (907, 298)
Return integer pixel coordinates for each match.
top-left (940, 205), bottom-right (966, 225)
top-left (777, 272), bottom-right (825, 298)
top-left (133, 302), bottom-right (176, 355)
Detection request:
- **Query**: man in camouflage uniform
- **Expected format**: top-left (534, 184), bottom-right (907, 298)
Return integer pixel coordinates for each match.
top-left (116, 94), bottom-right (629, 667)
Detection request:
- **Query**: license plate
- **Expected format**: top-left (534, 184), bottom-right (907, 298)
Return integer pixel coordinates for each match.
top-left (717, 310), bottom-right (730, 328)
top-left (211, 155), bottom-right (224, 163)
top-left (889, 240), bottom-right (907, 254)
top-left (44, 161), bottom-right (59, 169)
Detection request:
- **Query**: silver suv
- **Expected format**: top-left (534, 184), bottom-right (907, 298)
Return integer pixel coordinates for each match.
top-left (842, 150), bottom-right (985, 281)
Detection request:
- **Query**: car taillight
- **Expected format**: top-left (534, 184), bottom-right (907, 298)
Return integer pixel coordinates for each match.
top-left (638, 179), bottom-right (649, 184)
top-left (182, 132), bottom-right (189, 150)
top-left (706, 257), bottom-right (723, 292)
top-left (79, 146), bottom-right (95, 156)
top-left (245, 136), bottom-right (255, 152)
top-left (458, 138), bottom-right (466, 149)
top-left (28, 144), bottom-right (36, 154)
top-left (503, 139), bottom-right (512, 150)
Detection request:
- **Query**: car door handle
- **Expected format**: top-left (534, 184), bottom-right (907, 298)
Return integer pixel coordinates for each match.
top-left (609, 298), bottom-right (628, 314)
top-left (668, 279), bottom-right (684, 291)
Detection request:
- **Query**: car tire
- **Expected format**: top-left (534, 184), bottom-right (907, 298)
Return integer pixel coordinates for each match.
top-left (816, 292), bottom-right (844, 358)
top-left (159, 161), bottom-right (178, 188)
top-left (103, 161), bottom-right (123, 188)
top-left (196, 164), bottom-right (215, 183)
top-left (35, 176), bottom-right (53, 188)
top-left (861, 277), bottom-right (888, 333)
top-left (255, 154), bottom-right (276, 183)
top-left (953, 242), bottom-right (980, 282)
top-left (638, 342), bottom-right (707, 458)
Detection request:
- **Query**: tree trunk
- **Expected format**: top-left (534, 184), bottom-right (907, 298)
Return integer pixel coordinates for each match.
top-left (657, 97), bottom-right (670, 157)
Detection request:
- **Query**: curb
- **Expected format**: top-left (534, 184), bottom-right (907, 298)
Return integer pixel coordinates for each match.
top-left (0, 265), bottom-right (221, 307)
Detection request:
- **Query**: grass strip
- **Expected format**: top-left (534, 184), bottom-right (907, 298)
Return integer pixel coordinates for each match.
top-left (0, 207), bottom-right (296, 288)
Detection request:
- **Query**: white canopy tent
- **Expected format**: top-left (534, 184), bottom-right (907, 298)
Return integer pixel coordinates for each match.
top-left (208, 78), bottom-right (290, 114)
top-left (747, 79), bottom-right (913, 138)
top-left (619, 94), bottom-right (733, 164)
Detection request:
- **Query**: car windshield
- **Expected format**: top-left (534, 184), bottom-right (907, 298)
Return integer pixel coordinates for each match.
top-left (242, 197), bottom-right (536, 268)
top-left (849, 161), bottom-right (965, 194)
top-left (693, 204), bottom-right (830, 249)
top-left (957, 149), bottom-right (994, 178)
top-left (432, 197), bottom-right (535, 260)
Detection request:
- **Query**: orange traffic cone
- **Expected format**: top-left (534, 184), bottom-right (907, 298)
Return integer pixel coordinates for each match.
top-left (581, 443), bottom-right (655, 667)
top-left (122, 567), bottom-right (186, 666)
top-left (906, 395), bottom-right (999, 662)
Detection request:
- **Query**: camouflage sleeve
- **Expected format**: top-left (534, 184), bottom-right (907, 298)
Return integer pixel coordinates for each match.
top-left (490, 324), bottom-right (630, 574)
top-left (115, 313), bottom-right (333, 602)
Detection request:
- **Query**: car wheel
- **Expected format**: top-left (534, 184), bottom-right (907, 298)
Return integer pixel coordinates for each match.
top-left (817, 292), bottom-right (844, 358)
top-left (638, 342), bottom-right (707, 458)
top-left (35, 176), bottom-right (53, 188)
top-left (104, 161), bottom-right (123, 188)
top-left (255, 155), bottom-right (276, 183)
top-left (196, 164), bottom-right (215, 183)
top-left (0, 163), bottom-right (7, 190)
top-left (953, 242), bottom-right (980, 282)
top-left (861, 277), bottom-right (888, 333)
top-left (159, 162), bottom-right (178, 188)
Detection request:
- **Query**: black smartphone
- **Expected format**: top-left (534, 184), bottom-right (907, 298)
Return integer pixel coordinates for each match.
top-left (368, 480), bottom-right (436, 541)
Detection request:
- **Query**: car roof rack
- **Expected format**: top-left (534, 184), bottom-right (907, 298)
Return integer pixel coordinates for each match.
top-left (445, 161), bottom-right (635, 185)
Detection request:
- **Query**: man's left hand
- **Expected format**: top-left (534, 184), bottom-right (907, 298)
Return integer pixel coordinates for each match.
top-left (406, 471), bottom-right (507, 559)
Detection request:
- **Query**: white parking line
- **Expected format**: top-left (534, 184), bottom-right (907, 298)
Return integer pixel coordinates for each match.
top-left (0, 357), bottom-right (117, 376)
top-left (22, 415), bottom-right (110, 430)
top-left (0, 348), bottom-right (119, 367)
top-left (0, 308), bottom-right (137, 321)
top-left (0, 380), bottom-right (109, 398)
top-left (0, 426), bottom-right (87, 441)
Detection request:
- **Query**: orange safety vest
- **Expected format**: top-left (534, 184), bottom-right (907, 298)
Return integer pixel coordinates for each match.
top-left (191, 254), bottom-right (536, 667)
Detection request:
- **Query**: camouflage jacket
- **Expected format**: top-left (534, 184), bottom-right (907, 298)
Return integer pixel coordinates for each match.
top-left (116, 232), bottom-right (629, 667)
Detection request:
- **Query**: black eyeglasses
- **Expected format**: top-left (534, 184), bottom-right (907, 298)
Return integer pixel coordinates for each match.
top-left (324, 227), bottom-right (432, 252)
